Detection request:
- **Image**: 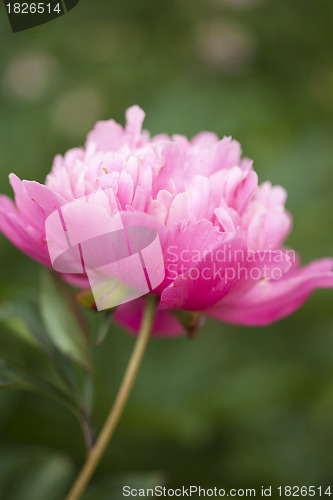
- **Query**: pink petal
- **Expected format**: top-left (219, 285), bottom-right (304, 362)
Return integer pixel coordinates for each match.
top-left (207, 258), bottom-right (333, 326)
top-left (117, 170), bottom-right (134, 207)
top-left (152, 141), bottom-right (184, 196)
top-left (159, 237), bottom-right (289, 311)
top-left (132, 186), bottom-right (147, 211)
top-left (114, 297), bottom-right (184, 336)
top-left (0, 195), bottom-right (50, 266)
top-left (86, 119), bottom-right (124, 152)
top-left (210, 136), bottom-right (242, 174)
top-left (9, 174), bottom-right (47, 232)
top-left (160, 219), bottom-right (228, 291)
top-left (9, 174), bottom-right (67, 233)
top-left (191, 131), bottom-right (219, 147)
top-left (125, 105), bottom-right (146, 147)
top-left (235, 170), bottom-right (258, 214)
top-left (214, 206), bottom-right (239, 233)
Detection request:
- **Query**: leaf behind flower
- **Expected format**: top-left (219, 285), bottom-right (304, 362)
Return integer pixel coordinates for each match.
top-left (39, 270), bottom-right (91, 370)
top-left (0, 358), bottom-right (79, 416)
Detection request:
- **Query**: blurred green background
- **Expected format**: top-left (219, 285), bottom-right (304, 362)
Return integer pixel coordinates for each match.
top-left (0, 0), bottom-right (333, 498)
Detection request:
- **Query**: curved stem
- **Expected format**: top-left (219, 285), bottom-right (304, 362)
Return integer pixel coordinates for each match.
top-left (66, 295), bottom-right (157, 500)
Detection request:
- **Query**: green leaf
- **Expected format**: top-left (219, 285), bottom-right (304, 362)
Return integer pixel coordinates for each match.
top-left (0, 299), bottom-right (49, 350)
top-left (0, 314), bottom-right (39, 347)
top-left (0, 358), bottom-right (79, 416)
top-left (39, 270), bottom-right (91, 370)
top-left (94, 309), bottom-right (115, 347)
top-left (0, 298), bottom-right (91, 412)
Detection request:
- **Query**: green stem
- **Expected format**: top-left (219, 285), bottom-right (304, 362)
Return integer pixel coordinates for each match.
top-left (66, 295), bottom-right (157, 500)
top-left (80, 407), bottom-right (95, 451)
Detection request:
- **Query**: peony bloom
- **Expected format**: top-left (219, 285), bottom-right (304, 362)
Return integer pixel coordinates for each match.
top-left (0, 106), bottom-right (332, 335)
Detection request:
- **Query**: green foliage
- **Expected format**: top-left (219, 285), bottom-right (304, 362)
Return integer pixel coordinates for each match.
top-left (0, 272), bottom-right (95, 456)
top-left (0, 447), bottom-right (74, 500)
top-left (40, 270), bottom-right (91, 370)
top-left (0, 358), bottom-right (78, 416)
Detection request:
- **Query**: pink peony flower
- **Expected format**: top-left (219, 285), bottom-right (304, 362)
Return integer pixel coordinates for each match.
top-left (1, 106), bottom-right (332, 335)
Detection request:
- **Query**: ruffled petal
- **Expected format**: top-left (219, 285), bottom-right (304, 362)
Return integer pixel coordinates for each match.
top-left (160, 238), bottom-right (291, 311)
top-left (206, 258), bottom-right (333, 326)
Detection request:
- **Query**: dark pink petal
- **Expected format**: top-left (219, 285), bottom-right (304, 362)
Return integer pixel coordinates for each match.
top-left (160, 219), bottom-right (229, 290)
top-left (160, 239), bottom-right (291, 311)
top-left (114, 297), bottom-right (184, 336)
top-left (206, 259), bottom-right (333, 326)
